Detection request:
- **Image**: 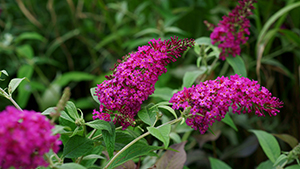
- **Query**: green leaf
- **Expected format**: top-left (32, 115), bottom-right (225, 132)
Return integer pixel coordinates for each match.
top-left (158, 105), bottom-right (177, 119)
top-left (0, 70), bottom-right (8, 80)
top-left (54, 71), bottom-right (95, 86)
top-left (257, 2), bottom-right (300, 45)
top-left (60, 111), bottom-right (76, 123)
top-left (81, 145), bottom-right (103, 167)
top-left (108, 142), bottom-right (161, 169)
top-left (147, 124), bottom-right (171, 148)
top-left (195, 37), bottom-right (212, 45)
top-left (261, 59), bottom-right (294, 79)
top-left (46, 29), bottom-right (80, 57)
top-left (273, 154), bottom-right (288, 167)
top-left (150, 87), bottom-right (174, 101)
top-left (16, 45), bottom-right (34, 59)
top-left (17, 64), bottom-right (34, 107)
top-left (196, 57), bottom-right (202, 67)
top-left (285, 165), bottom-right (300, 169)
top-left (56, 163), bottom-right (87, 169)
top-left (102, 122), bottom-right (116, 159)
top-left (15, 32), bottom-right (45, 43)
top-left (42, 107), bottom-right (56, 115)
top-left (221, 113), bottom-right (238, 131)
top-left (138, 105), bottom-right (157, 126)
top-left (194, 45), bottom-right (200, 55)
top-left (155, 141), bottom-right (187, 169)
top-left (90, 87), bottom-right (100, 104)
top-left (279, 29), bottom-right (300, 46)
top-left (8, 77), bottom-right (27, 95)
top-left (226, 55), bottom-right (247, 77)
top-left (256, 160), bottom-right (275, 169)
top-left (85, 120), bottom-right (112, 135)
top-left (250, 130), bottom-right (281, 163)
top-left (65, 101), bottom-right (79, 120)
top-left (272, 133), bottom-right (299, 148)
top-left (63, 135), bottom-right (94, 158)
top-left (182, 70), bottom-right (206, 88)
top-left (209, 157), bottom-right (232, 169)
top-left (82, 154), bottom-right (105, 160)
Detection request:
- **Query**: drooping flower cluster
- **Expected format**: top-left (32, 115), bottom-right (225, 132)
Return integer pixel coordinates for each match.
top-left (94, 36), bottom-right (194, 129)
top-left (169, 74), bottom-right (283, 134)
top-left (206, 0), bottom-right (256, 60)
top-left (0, 106), bottom-right (61, 169)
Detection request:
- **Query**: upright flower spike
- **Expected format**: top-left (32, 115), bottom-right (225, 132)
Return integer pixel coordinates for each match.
top-left (0, 106), bottom-right (61, 169)
top-left (206, 0), bottom-right (256, 60)
top-left (169, 74), bottom-right (283, 134)
top-left (94, 36), bottom-right (194, 129)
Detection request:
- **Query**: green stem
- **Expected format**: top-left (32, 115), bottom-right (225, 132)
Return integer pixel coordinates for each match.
top-left (0, 88), bottom-right (23, 111)
top-left (103, 116), bottom-right (184, 169)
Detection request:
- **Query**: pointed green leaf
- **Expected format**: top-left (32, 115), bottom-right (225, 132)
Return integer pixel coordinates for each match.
top-left (147, 124), bottom-right (171, 148)
top-left (195, 37), bottom-right (212, 45)
top-left (273, 154), bottom-right (288, 167)
top-left (250, 130), bottom-right (280, 163)
top-left (8, 77), bottom-right (27, 95)
top-left (63, 135), bottom-right (94, 158)
top-left (16, 45), bottom-right (34, 59)
top-left (221, 113), bottom-right (238, 131)
top-left (15, 32), bottom-right (45, 43)
top-left (285, 165), bottom-right (300, 169)
top-left (226, 55), bottom-right (247, 77)
top-left (0, 70), bottom-right (8, 79)
top-left (102, 122), bottom-right (116, 159)
top-left (56, 163), bottom-right (87, 169)
top-left (138, 105), bottom-right (157, 126)
top-left (60, 111), bottom-right (75, 123)
top-left (85, 120), bottom-right (112, 135)
top-left (90, 87), bottom-right (100, 104)
top-left (182, 70), bottom-right (206, 88)
top-left (54, 71), bottom-right (95, 86)
top-left (256, 160), bottom-right (275, 169)
top-left (150, 87), bottom-right (174, 101)
top-left (158, 105), bottom-right (177, 119)
top-left (209, 157), bottom-right (232, 169)
top-left (42, 107), bottom-right (56, 115)
top-left (66, 101), bottom-right (79, 120)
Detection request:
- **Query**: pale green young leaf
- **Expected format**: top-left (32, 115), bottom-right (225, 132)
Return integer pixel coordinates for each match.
top-left (8, 77), bottom-right (28, 95)
top-left (90, 87), bottom-right (100, 104)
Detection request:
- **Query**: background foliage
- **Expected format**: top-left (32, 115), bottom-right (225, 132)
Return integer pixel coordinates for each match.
top-left (0, 0), bottom-right (300, 168)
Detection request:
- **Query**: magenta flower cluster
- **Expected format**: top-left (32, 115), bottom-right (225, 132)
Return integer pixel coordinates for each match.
top-left (208, 0), bottom-right (256, 60)
top-left (94, 36), bottom-right (194, 129)
top-left (0, 106), bottom-right (61, 169)
top-left (169, 74), bottom-right (283, 134)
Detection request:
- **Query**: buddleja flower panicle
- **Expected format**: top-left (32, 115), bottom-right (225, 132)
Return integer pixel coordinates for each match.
top-left (94, 36), bottom-right (194, 129)
top-left (170, 74), bottom-right (283, 134)
top-left (0, 106), bottom-right (61, 169)
top-left (207, 0), bottom-right (256, 60)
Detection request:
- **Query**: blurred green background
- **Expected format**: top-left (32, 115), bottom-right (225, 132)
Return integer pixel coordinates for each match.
top-left (0, 0), bottom-right (299, 168)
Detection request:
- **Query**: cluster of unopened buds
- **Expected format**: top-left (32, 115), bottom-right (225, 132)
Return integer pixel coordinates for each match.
top-left (169, 74), bottom-right (283, 134)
